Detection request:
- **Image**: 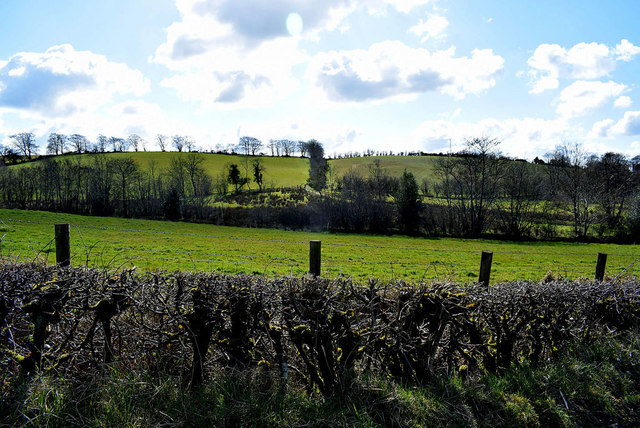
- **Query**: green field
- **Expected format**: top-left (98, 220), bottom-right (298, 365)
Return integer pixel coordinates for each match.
top-left (16, 152), bottom-right (445, 188)
top-left (14, 152), bottom-right (311, 189)
top-left (1, 209), bottom-right (638, 283)
top-left (329, 155), bottom-right (440, 185)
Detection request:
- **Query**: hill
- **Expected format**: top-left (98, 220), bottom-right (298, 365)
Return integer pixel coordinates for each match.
top-left (329, 155), bottom-right (441, 185)
top-left (11, 151), bottom-right (446, 188)
top-left (11, 152), bottom-right (310, 189)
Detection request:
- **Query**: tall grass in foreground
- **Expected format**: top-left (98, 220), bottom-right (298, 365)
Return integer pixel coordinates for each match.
top-left (3, 334), bottom-right (639, 427)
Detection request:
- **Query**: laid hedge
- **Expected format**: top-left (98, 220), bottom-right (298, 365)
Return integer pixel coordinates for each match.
top-left (0, 262), bottom-right (638, 396)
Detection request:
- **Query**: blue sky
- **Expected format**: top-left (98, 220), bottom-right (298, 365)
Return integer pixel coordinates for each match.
top-left (0, 0), bottom-right (639, 158)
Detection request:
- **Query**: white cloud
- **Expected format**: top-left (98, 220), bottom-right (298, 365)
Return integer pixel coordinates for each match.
top-left (409, 14), bottom-right (448, 42)
top-left (382, 0), bottom-right (432, 13)
top-left (307, 42), bottom-right (504, 103)
top-left (156, 0), bottom-right (442, 106)
top-left (610, 111), bottom-right (640, 136)
top-left (0, 44), bottom-right (149, 117)
top-left (527, 40), bottom-right (640, 94)
top-left (556, 80), bottom-right (626, 118)
top-left (614, 95), bottom-right (632, 108)
top-left (615, 39), bottom-right (640, 62)
top-left (588, 118), bottom-right (615, 139)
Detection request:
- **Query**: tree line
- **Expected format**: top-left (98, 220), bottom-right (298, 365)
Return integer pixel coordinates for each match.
top-left (0, 131), bottom-right (332, 165)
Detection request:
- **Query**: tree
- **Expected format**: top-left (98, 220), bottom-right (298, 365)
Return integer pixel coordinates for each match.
top-left (252, 159), bottom-right (265, 191)
top-left (172, 135), bottom-right (185, 152)
top-left (127, 134), bottom-right (142, 152)
top-left (9, 132), bottom-right (38, 159)
top-left (588, 152), bottom-right (636, 232)
top-left (110, 157), bottom-right (138, 216)
top-left (275, 139), bottom-right (296, 156)
top-left (307, 140), bottom-right (328, 191)
top-left (109, 136), bottom-right (125, 152)
top-left (46, 133), bottom-right (67, 155)
top-left (547, 142), bottom-right (598, 238)
top-left (227, 163), bottom-right (247, 192)
top-left (184, 136), bottom-right (196, 152)
top-left (396, 170), bottom-right (421, 234)
top-left (69, 134), bottom-right (88, 153)
top-left (298, 141), bottom-right (308, 157)
top-left (497, 160), bottom-right (542, 238)
top-left (434, 137), bottom-right (504, 236)
top-left (238, 136), bottom-right (262, 156)
top-left (96, 134), bottom-right (108, 153)
top-left (156, 134), bottom-right (167, 152)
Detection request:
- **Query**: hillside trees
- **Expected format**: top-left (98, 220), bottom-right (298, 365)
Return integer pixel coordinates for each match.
top-left (252, 159), bottom-right (265, 191)
top-left (497, 160), bottom-right (543, 238)
top-left (396, 170), bottom-right (421, 234)
top-left (588, 152), bottom-right (637, 232)
top-left (69, 134), bottom-right (88, 153)
top-left (547, 143), bottom-right (599, 238)
top-left (46, 133), bottom-right (67, 155)
top-left (9, 132), bottom-right (38, 159)
top-left (307, 140), bottom-right (328, 191)
top-left (238, 136), bottom-right (263, 156)
top-left (435, 137), bottom-right (504, 236)
top-left (111, 158), bottom-right (139, 216)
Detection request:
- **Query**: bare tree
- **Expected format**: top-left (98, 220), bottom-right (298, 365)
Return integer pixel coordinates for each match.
top-left (298, 140), bottom-right (308, 157)
top-left (9, 132), bottom-right (38, 159)
top-left (547, 142), bottom-right (598, 238)
top-left (96, 134), bottom-right (108, 153)
top-left (275, 139), bottom-right (296, 156)
top-left (69, 134), bottom-right (88, 153)
top-left (434, 137), bottom-right (504, 236)
top-left (127, 134), bottom-right (142, 152)
top-left (110, 157), bottom-right (139, 216)
top-left (497, 160), bottom-right (542, 238)
top-left (46, 133), bottom-right (67, 155)
top-left (237, 136), bottom-right (262, 156)
top-left (156, 134), bottom-right (167, 152)
top-left (184, 136), bottom-right (196, 152)
top-left (172, 135), bottom-right (185, 152)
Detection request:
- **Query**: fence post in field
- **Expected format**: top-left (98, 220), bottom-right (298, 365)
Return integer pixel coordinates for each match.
top-left (479, 251), bottom-right (493, 287)
top-left (55, 224), bottom-right (71, 267)
top-left (309, 240), bottom-right (321, 277)
top-left (595, 252), bottom-right (608, 281)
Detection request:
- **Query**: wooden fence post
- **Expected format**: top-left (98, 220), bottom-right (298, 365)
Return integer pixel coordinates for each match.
top-left (479, 251), bottom-right (493, 287)
top-left (595, 252), bottom-right (607, 281)
top-left (55, 224), bottom-right (70, 267)
top-left (309, 240), bottom-right (321, 277)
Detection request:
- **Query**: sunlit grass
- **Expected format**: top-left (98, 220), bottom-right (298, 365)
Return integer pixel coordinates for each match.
top-left (1, 209), bottom-right (638, 283)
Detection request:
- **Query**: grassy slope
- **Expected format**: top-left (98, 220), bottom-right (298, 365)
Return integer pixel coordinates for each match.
top-left (1, 208), bottom-right (638, 283)
top-left (16, 152), bottom-right (444, 187)
top-left (13, 152), bottom-right (310, 189)
top-left (329, 155), bottom-right (441, 184)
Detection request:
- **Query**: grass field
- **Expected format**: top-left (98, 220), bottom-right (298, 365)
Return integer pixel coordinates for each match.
top-left (329, 155), bottom-right (441, 185)
top-left (14, 152), bottom-right (311, 189)
top-left (16, 152), bottom-right (446, 188)
top-left (1, 209), bottom-right (638, 283)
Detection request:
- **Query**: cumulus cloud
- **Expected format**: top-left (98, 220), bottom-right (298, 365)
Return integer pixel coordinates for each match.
top-left (556, 80), bottom-right (626, 118)
top-left (588, 119), bottom-right (615, 139)
top-left (611, 111), bottom-right (640, 136)
top-left (0, 44), bottom-right (149, 117)
top-left (308, 42), bottom-right (503, 103)
top-left (527, 39), bottom-right (640, 94)
top-left (409, 14), bottom-right (448, 42)
top-left (614, 95), bottom-right (632, 108)
top-left (155, 0), bottom-right (439, 106)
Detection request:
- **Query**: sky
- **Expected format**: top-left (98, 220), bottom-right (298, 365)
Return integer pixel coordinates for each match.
top-left (0, 0), bottom-right (639, 159)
